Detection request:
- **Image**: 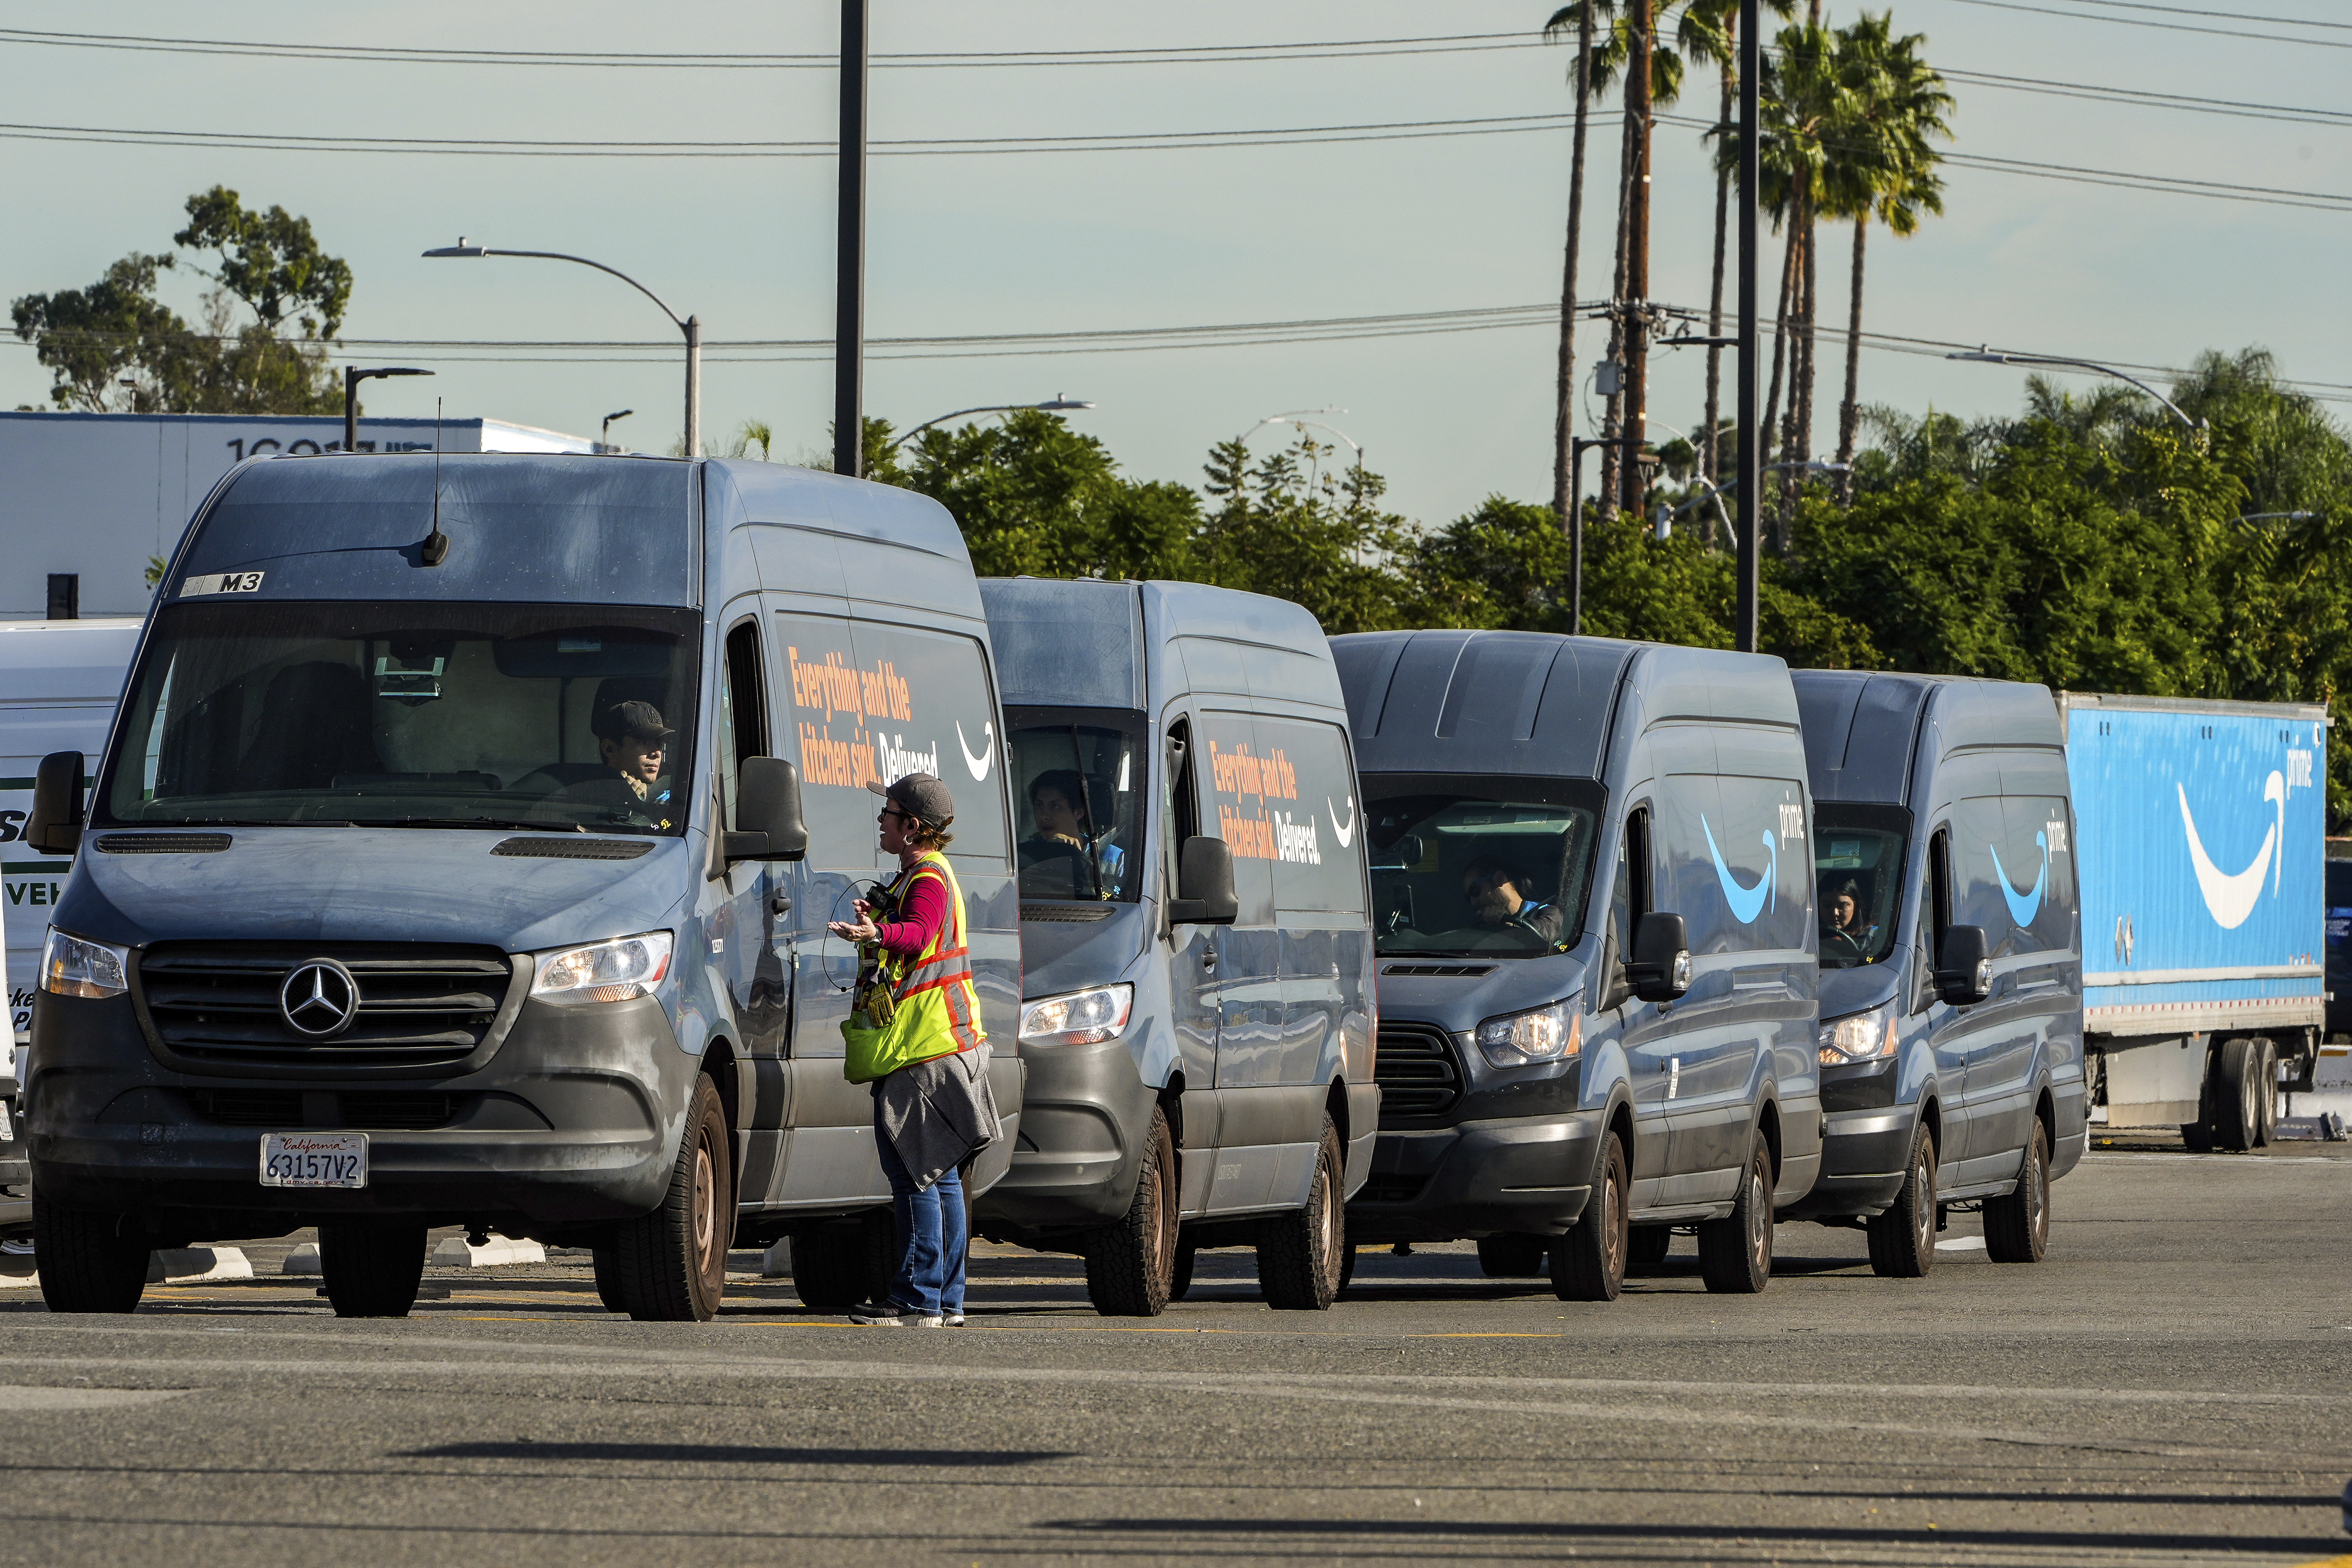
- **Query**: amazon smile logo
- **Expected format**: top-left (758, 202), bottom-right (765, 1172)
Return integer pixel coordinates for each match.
top-left (2180, 771), bottom-right (2285, 930)
top-left (1700, 813), bottom-right (1776, 925)
top-left (1990, 834), bottom-right (2049, 927)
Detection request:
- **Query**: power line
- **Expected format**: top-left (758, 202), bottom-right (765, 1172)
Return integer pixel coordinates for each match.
top-left (1937, 66), bottom-right (2351, 128)
top-left (1935, 0), bottom-right (2352, 49)
top-left (0, 26), bottom-right (1549, 69)
top-left (2029, 0), bottom-right (2352, 30)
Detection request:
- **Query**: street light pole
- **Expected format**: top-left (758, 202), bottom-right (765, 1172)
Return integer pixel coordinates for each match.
top-left (1947, 349), bottom-right (2203, 435)
top-left (1735, 0), bottom-right (1760, 653)
top-left (343, 366), bottom-right (432, 454)
top-left (835, 0), bottom-right (869, 478)
top-left (1570, 435), bottom-right (1647, 636)
top-left (601, 408), bottom-right (634, 454)
top-left (888, 396), bottom-right (1094, 452)
top-left (421, 241), bottom-right (700, 456)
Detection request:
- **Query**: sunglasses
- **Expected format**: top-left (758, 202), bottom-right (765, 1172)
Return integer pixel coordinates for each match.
top-left (878, 806), bottom-right (913, 824)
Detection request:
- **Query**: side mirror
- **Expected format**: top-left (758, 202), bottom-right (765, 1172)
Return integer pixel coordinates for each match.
top-left (26, 751), bottom-right (84, 855)
top-left (1167, 835), bottom-right (1238, 926)
top-left (725, 757), bottom-right (808, 862)
top-left (1933, 925), bottom-right (1992, 1006)
top-left (1627, 910), bottom-right (1692, 1003)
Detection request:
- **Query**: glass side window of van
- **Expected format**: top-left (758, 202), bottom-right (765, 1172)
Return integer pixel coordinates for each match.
top-left (1814, 803), bottom-right (1911, 969)
top-left (1362, 773), bottom-right (1605, 958)
top-left (718, 619), bottom-right (768, 829)
top-left (1006, 706), bottom-right (1145, 902)
top-left (101, 601), bottom-right (700, 835)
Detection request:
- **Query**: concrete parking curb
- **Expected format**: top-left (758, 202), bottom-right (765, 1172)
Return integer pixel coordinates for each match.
top-left (762, 1239), bottom-right (793, 1277)
top-left (147, 1247), bottom-right (252, 1283)
top-left (281, 1242), bottom-right (321, 1275)
top-left (432, 1234), bottom-right (546, 1267)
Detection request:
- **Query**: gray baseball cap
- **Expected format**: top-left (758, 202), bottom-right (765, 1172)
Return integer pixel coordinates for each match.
top-left (866, 772), bottom-right (956, 828)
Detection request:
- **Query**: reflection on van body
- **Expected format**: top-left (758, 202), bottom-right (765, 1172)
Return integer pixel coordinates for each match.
top-left (24, 452), bottom-right (1021, 1318)
top-left (975, 578), bottom-right (1375, 1314)
top-left (1788, 671), bottom-right (2085, 1272)
top-left (1336, 630), bottom-right (1823, 1297)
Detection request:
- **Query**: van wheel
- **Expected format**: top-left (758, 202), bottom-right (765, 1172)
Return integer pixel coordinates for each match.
top-left (603, 1073), bottom-right (732, 1321)
top-left (1552, 1131), bottom-right (1628, 1302)
top-left (791, 1223), bottom-right (871, 1312)
top-left (1085, 1107), bottom-right (1178, 1316)
top-left (32, 1198), bottom-right (147, 1314)
top-left (1626, 1226), bottom-right (1673, 1277)
top-left (2211, 1038), bottom-right (2261, 1152)
top-left (1697, 1133), bottom-right (1775, 1294)
top-left (1256, 1115), bottom-right (1344, 1310)
top-left (591, 1239), bottom-right (628, 1314)
top-left (1984, 1120), bottom-right (2051, 1263)
top-left (1476, 1234), bottom-right (1548, 1278)
top-left (1338, 1242), bottom-right (1358, 1294)
top-left (1866, 1124), bottom-right (1937, 1279)
top-left (318, 1220), bottom-right (429, 1318)
top-left (1169, 1240), bottom-right (1198, 1301)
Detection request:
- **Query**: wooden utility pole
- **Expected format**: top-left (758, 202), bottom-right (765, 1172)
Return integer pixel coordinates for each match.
top-left (833, 0), bottom-right (868, 478)
top-left (1619, 0), bottom-right (1654, 515)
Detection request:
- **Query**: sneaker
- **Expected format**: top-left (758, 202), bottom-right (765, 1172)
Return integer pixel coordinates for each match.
top-left (848, 1300), bottom-right (942, 1327)
top-left (942, 1309), bottom-right (967, 1327)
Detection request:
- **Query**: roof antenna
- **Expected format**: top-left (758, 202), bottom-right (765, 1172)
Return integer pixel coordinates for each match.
top-left (421, 396), bottom-right (449, 566)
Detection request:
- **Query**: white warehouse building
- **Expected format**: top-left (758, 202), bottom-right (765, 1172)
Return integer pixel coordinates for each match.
top-left (0, 411), bottom-right (595, 621)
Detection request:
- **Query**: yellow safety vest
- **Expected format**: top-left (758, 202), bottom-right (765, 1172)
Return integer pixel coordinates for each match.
top-left (841, 850), bottom-right (986, 1085)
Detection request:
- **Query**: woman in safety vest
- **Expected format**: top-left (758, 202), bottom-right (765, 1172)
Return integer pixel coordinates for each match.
top-left (827, 772), bottom-right (1001, 1327)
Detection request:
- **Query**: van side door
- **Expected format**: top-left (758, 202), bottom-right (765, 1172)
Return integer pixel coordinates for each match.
top-left (1920, 823), bottom-right (1977, 1170)
top-left (1161, 713), bottom-right (1222, 1215)
top-left (1608, 802), bottom-right (1683, 1209)
top-left (1957, 777), bottom-right (2076, 1183)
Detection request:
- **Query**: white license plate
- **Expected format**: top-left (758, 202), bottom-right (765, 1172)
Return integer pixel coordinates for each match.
top-left (258, 1132), bottom-right (368, 1189)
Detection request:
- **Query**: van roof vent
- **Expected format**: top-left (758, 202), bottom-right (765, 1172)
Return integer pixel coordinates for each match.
top-left (1381, 962), bottom-right (1496, 978)
top-left (94, 833), bottom-right (232, 855)
top-left (490, 837), bottom-right (655, 861)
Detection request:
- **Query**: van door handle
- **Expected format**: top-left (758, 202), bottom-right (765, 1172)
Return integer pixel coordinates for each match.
top-left (1201, 949), bottom-right (1218, 974)
top-left (770, 894), bottom-right (792, 916)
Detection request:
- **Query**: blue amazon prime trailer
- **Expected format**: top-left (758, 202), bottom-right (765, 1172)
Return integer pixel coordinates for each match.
top-left (2060, 692), bottom-right (2329, 1149)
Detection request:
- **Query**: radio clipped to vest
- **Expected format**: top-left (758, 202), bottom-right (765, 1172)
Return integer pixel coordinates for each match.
top-left (849, 877), bottom-right (903, 1026)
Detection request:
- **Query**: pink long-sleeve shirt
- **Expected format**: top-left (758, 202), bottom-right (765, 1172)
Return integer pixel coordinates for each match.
top-left (875, 870), bottom-right (949, 958)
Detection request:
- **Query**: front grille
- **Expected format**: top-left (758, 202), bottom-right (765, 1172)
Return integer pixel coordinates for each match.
top-left (1374, 1021), bottom-right (1466, 1119)
top-left (1357, 1173), bottom-right (1430, 1204)
top-left (186, 1088), bottom-right (301, 1126)
top-left (341, 1093), bottom-right (459, 1130)
top-left (137, 942), bottom-right (515, 1072)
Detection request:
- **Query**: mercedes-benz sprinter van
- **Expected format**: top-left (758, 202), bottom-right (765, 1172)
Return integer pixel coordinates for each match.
top-left (973, 578), bottom-right (1376, 1314)
top-left (1335, 631), bottom-right (1822, 1297)
top-left (1789, 671), bottom-right (2085, 1273)
top-left (23, 452), bottom-right (1022, 1319)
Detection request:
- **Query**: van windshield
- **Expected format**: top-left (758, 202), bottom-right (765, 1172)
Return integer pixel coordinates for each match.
top-left (1007, 708), bottom-right (1145, 902)
top-left (1363, 774), bottom-right (1604, 958)
top-left (1815, 804), bottom-right (1911, 968)
top-left (99, 601), bottom-right (701, 835)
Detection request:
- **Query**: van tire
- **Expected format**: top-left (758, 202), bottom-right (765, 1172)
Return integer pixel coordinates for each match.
top-left (32, 1198), bottom-right (147, 1314)
top-left (2211, 1037), bottom-right (2261, 1152)
top-left (1626, 1226), bottom-right (1673, 1276)
top-left (1084, 1107), bottom-right (1178, 1316)
top-left (1339, 1242), bottom-right (1358, 1294)
top-left (591, 1240), bottom-right (629, 1314)
top-left (1256, 1115), bottom-right (1345, 1310)
top-left (1169, 1241), bottom-right (1198, 1301)
top-left (1698, 1133), bottom-right (1775, 1294)
top-left (318, 1220), bottom-right (428, 1318)
top-left (791, 1223), bottom-right (870, 1313)
top-left (603, 1073), bottom-right (732, 1321)
top-left (1552, 1130), bottom-right (1628, 1302)
top-left (1866, 1124), bottom-right (1937, 1279)
top-left (1984, 1120), bottom-right (2051, 1263)
top-left (1476, 1234), bottom-right (1548, 1278)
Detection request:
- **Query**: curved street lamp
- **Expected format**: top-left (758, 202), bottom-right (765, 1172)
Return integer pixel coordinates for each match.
top-left (1947, 348), bottom-right (2203, 436)
top-left (889, 395), bottom-right (1094, 452)
top-left (424, 239), bottom-right (702, 457)
top-left (342, 366), bottom-right (432, 455)
top-left (600, 408), bottom-right (634, 454)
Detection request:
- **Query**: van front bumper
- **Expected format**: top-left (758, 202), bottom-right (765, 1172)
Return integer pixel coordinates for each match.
top-left (25, 988), bottom-right (694, 1241)
top-left (1344, 1110), bottom-right (1601, 1242)
top-left (971, 1036), bottom-right (1158, 1241)
top-left (1779, 1105), bottom-right (1913, 1219)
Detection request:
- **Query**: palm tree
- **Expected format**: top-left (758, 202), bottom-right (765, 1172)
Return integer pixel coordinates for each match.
top-left (1545, 2), bottom-right (1615, 524)
top-left (1827, 14), bottom-right (1952, 502)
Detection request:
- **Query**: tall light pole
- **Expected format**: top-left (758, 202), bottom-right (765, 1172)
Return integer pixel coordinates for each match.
top-left (888, 396), bottom-right (1093, 452)
top-left (601, 408), bottom-right (634, 454)
top-left (1735, 0), bottom-right (1761, 653)
top-left (835, 0), bottom-right (869, 478)
top-left (1241, 410), bottom-right (1364, 475)
top-left (1947, 349), bottom-right (2204, 434)
top-left (423, 241), bottom-right (701, 456)
top-left (342, 366), bottom-right (431, 454)
top-left (1569, 434), bottom-right (1647, 636)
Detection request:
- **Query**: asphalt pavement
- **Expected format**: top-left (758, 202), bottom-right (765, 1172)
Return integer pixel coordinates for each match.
top-left (0, 1141), bottom-right (2347, 1566)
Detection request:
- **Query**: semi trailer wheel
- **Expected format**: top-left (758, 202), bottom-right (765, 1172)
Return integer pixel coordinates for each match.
top-left (1084, 1107), bottom-right (1178, 1316)
top-left (2211, 1038), bottom-right (2262, 1152)
top-left (2255, 1038), bottom-right (2279, 1147)
top-left (32, 1198), bottom-right (147, 1314)
top-left (1256, 1115), bottom-right (1345, 1310)
top-left (1698, 1133), bottom-right (1775, 1294)
top-left (318, 1220), bottom-right (429, 1318)
top-left (1866, 1125), bottom-right (1937, 1279)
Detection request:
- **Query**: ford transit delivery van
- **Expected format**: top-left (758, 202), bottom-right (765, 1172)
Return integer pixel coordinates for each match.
top-left (23, 452), bottom-right (1022, 1319)
top-left (1335, 631), bottom-right (1822, 1297)
top-left (974, 577), bottom-right (1376, 1313)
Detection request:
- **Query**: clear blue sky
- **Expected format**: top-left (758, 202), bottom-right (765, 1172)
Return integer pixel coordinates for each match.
top-left (2, 0), bottom-right (2342, 529)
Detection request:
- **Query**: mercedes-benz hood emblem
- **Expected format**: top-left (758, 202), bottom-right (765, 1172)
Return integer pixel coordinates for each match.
top-left (280, 958), bottom-right (360, 1039)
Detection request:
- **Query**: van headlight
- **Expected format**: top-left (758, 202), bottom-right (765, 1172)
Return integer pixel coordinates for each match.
top-left (1819, 1004), bottom-right (1898, 1065)
top-left (532, 931), bottom-right (673, 1004)
top-left (1473, 998), bottom-right (1582, 1068)
top-left (1019, 984), bottom-right (1133, 1047)
top-left (40, 929), bottom-right (129, 1000)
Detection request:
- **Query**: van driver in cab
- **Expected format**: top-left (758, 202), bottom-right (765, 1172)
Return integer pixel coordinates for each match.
top-left (593, 699), bottom-right (677, 831)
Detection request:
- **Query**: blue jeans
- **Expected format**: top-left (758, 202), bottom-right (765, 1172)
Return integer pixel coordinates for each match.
top-left (877, 1129), bottom-right (966, 1316)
